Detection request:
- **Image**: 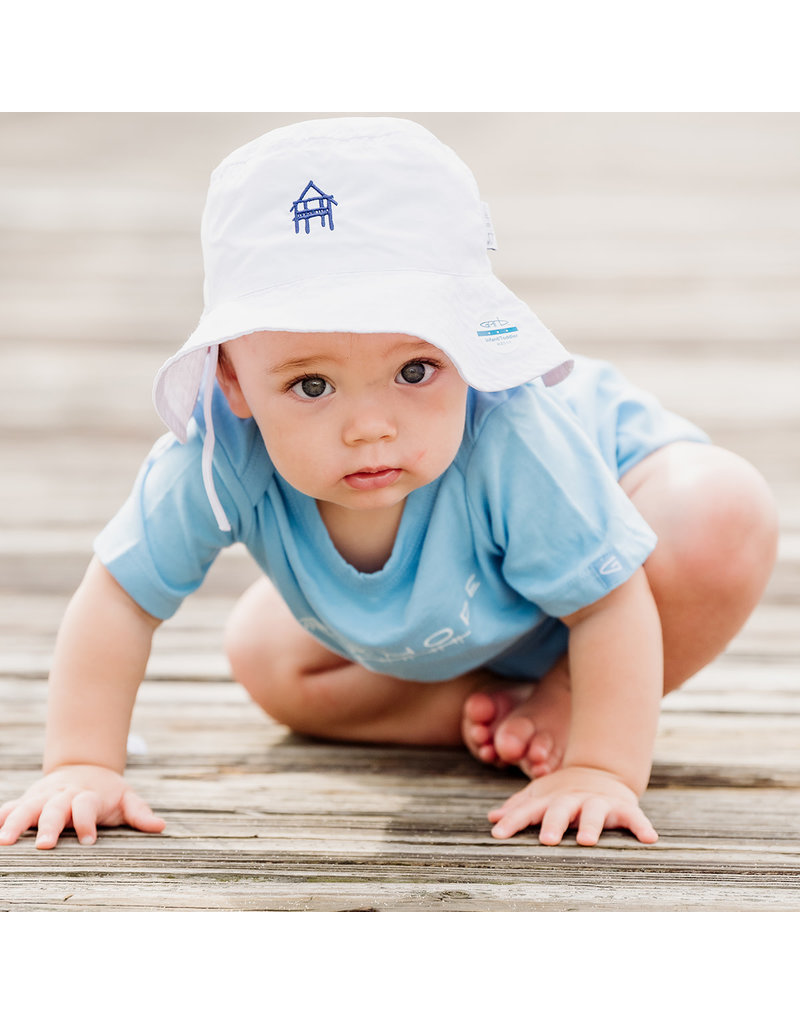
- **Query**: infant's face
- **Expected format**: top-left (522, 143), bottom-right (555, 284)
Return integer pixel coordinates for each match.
top-left (217, 331), bottom-right (468, 514)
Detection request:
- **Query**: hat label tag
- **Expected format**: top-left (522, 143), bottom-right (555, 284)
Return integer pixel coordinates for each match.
top-left (477, 318), bottom-right (520, 349)
top-left (482, 202), bottom-right (497, 250)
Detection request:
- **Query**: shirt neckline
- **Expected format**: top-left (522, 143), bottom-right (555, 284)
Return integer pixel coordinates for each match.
top-left (282, 476), bottom-right (440, 585)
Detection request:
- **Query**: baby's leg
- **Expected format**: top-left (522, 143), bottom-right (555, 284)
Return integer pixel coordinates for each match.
top-left (622, 441), bottom-right (777, 691)
top-left (224, 578), bottom-right (489, 746)
top-left (463, 441), bottom-right (779, 774)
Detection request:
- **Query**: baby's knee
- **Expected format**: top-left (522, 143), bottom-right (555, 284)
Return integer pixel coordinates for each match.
top-left (223, 580), bottom-right (306, 712)
top-left (224, 618), bottom-right (312, 727)
top-left (223, 614), bottom-right (263, 689)
top-left (666, 450), bottom-right (778, 590)
top-left (224, 581), bottom-right (270, 682)
top-left (223, 580), bottom-right (351, 730)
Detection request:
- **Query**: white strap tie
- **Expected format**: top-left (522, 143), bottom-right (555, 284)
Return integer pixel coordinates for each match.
top-left (201, 346), bottom-right (232, 532)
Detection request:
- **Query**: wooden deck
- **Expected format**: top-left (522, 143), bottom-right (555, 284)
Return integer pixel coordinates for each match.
top-left (1, 113), bottom-right (798, 911)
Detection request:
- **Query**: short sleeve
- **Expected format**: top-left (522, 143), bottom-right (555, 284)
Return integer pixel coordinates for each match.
top-left (93, 386), bottom-right (267, 619)
top-left (464, 385), bottom-right (657, 619)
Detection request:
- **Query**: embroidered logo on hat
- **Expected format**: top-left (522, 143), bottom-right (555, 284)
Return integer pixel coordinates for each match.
top-left (291, 180), bottom-right (338, 233)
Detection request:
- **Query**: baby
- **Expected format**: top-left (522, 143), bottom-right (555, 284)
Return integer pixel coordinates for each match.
top-left (0, 117), bottom-right (778, 849)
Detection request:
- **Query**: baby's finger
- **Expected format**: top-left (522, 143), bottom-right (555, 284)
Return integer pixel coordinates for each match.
top-left (487, 781), bottom-right (537, 823)
top-left (611, 804), bottom-right (659, 845)
top-left (35, 790), bottom-right (76, 849)
top-left (0, 800), bottom-right (44, 845)
top-left (0, 799), bottom-right (22, 830)
top-left (575, 797), bottom-right (611, 846)
top-left (539, 796), bottom-right (583, 846)
top-left (70, 791), bottom-right (101, 846)
top-left (120, 790), bottom-right (166, 834)
top-left (490, 795), bottom-right (549, 839)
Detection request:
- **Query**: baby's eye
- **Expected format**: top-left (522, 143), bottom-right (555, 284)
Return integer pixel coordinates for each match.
top-left (396, 361), bottom-right (436, 385)
top-left (290, 376), bottom-right (333, 399)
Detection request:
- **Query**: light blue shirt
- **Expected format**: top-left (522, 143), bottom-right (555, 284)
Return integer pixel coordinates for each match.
top-left (95, 357), bottom-right (673, 683)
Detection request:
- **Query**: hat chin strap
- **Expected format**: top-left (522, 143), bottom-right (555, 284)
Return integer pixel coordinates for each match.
top-left (201, 346), bottom-right (232, 532)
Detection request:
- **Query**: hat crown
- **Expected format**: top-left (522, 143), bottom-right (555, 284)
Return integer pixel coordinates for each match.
top-left (201, 117), bottom-right (491, 310)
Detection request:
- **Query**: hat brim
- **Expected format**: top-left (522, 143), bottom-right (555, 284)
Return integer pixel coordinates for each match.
top-left (153, 270), bottom-right (573, 441)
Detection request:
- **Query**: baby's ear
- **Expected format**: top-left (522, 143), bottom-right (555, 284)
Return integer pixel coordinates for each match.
top-left (216, 348), bottom-right (252, 418)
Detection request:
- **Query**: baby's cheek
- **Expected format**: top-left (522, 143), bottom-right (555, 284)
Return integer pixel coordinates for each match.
top-left (413, 446), bottom-right (456, 483)
top-left (408, 447), bottom-right (435, 472)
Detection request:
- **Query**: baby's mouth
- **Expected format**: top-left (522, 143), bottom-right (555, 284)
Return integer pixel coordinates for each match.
top-left (343, 467), bottom-right (402, 490)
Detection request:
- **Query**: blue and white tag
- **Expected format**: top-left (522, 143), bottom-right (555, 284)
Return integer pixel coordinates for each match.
top-left (477, 318), bottom-right (520, 350)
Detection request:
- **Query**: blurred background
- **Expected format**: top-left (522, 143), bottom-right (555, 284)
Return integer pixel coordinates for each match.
top-left (1, 112), bottom-right (798, 675)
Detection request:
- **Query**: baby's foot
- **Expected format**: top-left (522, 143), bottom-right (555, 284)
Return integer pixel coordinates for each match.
top-left (461, 673), bottom-right (571, 779)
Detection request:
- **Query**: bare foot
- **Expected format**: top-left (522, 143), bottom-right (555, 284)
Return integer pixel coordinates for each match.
top-left (461, 666), bottom-right (572, 779)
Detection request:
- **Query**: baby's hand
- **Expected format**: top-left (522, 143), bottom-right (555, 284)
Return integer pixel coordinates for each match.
top-left (0, 765), bottom-right (165, 849)
top-left (488, 765), bottom-right (658, 846)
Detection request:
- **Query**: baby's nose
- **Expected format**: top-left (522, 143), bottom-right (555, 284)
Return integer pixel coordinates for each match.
top-left (341, 399), bottom-right (398, 445)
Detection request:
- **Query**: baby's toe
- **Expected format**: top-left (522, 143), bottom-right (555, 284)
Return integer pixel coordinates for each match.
top-left (494, 715), bottom-right (536, 764)
top-left (520, 737), bottom-right (558, 778)
top-left (477, 742), bottom-right (500, 763)
top-left (463, 691), bottom-right (500, 726)
top-left (461, 685), bottom-right (536, 767)
top-left (464, 720), bottom-right (492, 753)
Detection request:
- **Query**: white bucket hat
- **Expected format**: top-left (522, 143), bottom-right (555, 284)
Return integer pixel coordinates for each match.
top-left (152, 117), bottom-right (574, 529)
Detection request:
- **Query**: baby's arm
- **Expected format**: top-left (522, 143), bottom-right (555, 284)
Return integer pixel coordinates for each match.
top-left (0, 558), bottom-right (165, 848)
top-left (489, 567), bottom-right (663, 845)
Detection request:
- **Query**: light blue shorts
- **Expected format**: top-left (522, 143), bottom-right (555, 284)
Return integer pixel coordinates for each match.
top-left (485, 355), bottom-right (710, 681)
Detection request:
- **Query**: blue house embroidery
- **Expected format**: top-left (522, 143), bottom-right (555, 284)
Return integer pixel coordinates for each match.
top-left (291, 181), bottom-right (338, 233)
